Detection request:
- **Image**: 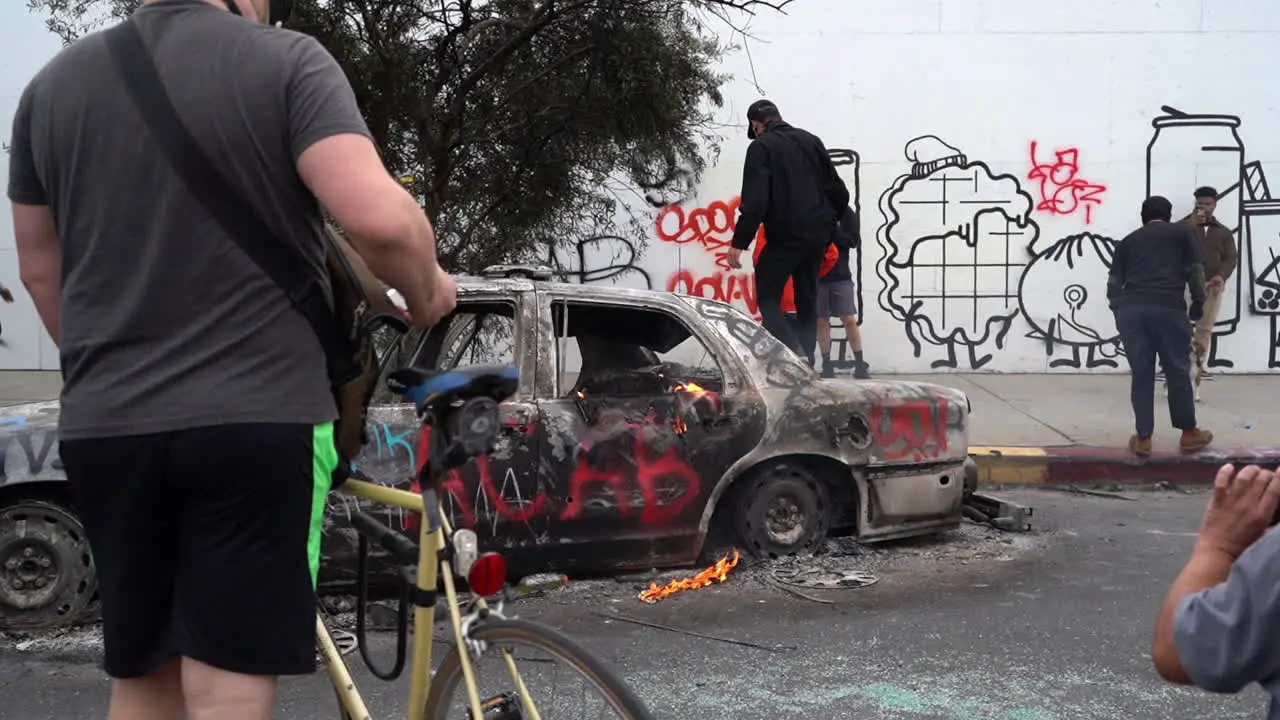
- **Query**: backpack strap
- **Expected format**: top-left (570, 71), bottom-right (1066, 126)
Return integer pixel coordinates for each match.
top-left (103, 19), bottom-right (355, 383)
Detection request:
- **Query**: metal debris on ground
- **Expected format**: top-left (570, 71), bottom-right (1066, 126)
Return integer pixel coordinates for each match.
top-left (765, 562), bottom-right (878, 604)
top-left (638, 548), bottom-right (740, 603)
top-left (594, 611), bottom-right (794, 653)
top-left (316, 628), bottom-right (359, 667)
top-left (514, 573), bottom-right (569, 597)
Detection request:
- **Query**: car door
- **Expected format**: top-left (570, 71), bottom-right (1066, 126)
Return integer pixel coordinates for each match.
top-left (529, 291), bottom-right (735, 571)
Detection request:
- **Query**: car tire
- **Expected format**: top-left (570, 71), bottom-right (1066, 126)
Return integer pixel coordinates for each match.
top-left (734, 462), bottom-right (831, 559)
top-left (0, 499), bottom-right (97, 630)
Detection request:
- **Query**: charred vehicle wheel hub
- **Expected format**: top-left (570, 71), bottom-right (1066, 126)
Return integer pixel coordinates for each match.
top-left (764, 496), bottom-right (805, 545)
top-left (1, 543), bottom-right (59, 604)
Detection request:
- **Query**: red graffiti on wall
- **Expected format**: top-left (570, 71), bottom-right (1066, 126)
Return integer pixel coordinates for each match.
top-left (406, 420), bottom-right (701, 531)
top-left (869, 398), bottom-right (950, 462)
top-left (655, 197), bottom-right (838, 317)
top-left (1027, 141), bottom-right (1107, 224)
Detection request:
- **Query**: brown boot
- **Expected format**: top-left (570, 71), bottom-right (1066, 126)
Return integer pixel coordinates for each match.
top-left (1180, 428), bottom-right (1213, 453)
top-left (1129, 434), bottom-right (1153, 457)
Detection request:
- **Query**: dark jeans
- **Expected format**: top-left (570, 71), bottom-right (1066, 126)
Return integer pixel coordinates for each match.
top-left (1115, 304), bottom-right (1196, 438)
top-left (756, 240), bottom-right (826, 363)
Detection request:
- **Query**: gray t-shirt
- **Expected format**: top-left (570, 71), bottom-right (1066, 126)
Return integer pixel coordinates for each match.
top-left (1174, 529), bottom-right (1280, 717)
top-left (7, 0), bottom-right (372, 440)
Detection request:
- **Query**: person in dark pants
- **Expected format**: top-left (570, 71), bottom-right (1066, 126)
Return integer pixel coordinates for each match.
top-left (1108, 196), bottom-right (1214, 456)
top-left (725, 99), bottom-right (850, 366)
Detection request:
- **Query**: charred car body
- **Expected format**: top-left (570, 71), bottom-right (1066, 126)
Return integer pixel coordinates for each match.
top-left (0, 265), bottom-right (990, 629)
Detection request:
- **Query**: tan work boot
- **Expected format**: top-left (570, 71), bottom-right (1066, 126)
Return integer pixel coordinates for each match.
top-left (1129, 435), bottom-right (1153, 457)
top-left (1179, 428), bottom-right (1213, 453)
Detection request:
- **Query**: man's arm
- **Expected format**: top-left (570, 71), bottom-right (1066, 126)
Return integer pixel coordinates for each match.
top-left (730, 141), bottom-right (770, 251)
top-left (1156, 531), bottom-right (1280, 692)
top-left (1106, 239), bottom-right (1126, 309)
top-left (286, 36), bottom-right (448, 322)
top-left (7, 83), bottom-right (61, 345)
top-left (1183, 226), bottom-right (1207, 305)
top-left (1218, 226), bottom-right (1239, 281)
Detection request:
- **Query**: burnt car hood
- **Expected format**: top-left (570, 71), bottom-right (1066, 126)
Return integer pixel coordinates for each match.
top-left (750, 378), bottom-right (970, 467)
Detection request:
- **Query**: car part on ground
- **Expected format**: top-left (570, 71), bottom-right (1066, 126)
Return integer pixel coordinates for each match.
top-left (962, 491), bottom-right (1034, 532)
top-left (733, 462), bottom-right (833, 559)
top-left (0, 500), bottom-right (97, 630)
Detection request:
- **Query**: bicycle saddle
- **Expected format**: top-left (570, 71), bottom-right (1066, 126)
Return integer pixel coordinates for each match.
top-left (387, 365), bottom-right (519, 416)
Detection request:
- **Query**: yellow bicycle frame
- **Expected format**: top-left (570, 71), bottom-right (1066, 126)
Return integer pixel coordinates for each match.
top-left (314, 477), bottom-right (520, 720)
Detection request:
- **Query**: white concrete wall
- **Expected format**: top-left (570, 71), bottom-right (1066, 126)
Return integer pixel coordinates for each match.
top-left (4, 0), bottom-right (1279, 374)
top-left (561, 0), bottom-right (1280, 373)
top-left (0, 5), bottom-right (63, 370)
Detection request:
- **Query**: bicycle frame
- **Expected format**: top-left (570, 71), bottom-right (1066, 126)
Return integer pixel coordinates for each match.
top-left (314, 477), bottom-right (545, 720)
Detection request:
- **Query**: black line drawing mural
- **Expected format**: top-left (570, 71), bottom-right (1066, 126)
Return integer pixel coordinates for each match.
top-left (876, 135), bottom-right (1040, 369)
top-left (1017, 232), bottom-right (1123, 368)
top-left (1145, 106), bottom-right (1245, 369)
top-left (1242, 163), bottom-right (1280, 368)
top-left (547, 235), bottom-right (654, 289)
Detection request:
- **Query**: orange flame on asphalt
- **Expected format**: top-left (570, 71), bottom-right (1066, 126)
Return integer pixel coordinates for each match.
top-left (639, 549), bottom-right (741, 603)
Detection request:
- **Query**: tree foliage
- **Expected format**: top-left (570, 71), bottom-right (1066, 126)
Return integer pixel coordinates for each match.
top-left (26, 0), bottom-right (793, 273)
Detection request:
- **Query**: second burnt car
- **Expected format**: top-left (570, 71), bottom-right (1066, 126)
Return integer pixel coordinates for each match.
top-left (0, 264), bottom-right (1007, 628)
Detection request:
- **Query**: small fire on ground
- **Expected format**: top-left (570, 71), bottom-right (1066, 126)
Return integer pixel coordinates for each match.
top-left (638, 548), bottom-right (741, 603)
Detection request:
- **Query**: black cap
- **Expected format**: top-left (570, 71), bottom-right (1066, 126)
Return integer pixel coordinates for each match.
top-left (1141, 195), bottom-right (1173, 223)
top-left (746, 99), bottom-right (780, 139)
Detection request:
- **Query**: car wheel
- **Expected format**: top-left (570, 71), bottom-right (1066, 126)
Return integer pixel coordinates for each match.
top-left (734, 463), bottom-right (831, 559)
top-left (0, 500), bottom-right (97, 630)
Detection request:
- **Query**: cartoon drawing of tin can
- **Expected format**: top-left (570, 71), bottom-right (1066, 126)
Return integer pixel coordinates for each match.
top-left (1146, 106), bottom-right (1245, 340)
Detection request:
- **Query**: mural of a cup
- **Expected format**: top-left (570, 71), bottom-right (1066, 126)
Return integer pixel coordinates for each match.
top-left (1145, 106), bottom-right (1245, 336)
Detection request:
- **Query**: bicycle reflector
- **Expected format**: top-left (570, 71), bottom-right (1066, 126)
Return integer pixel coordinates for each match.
top-left (468, 552), bottom-right (508, 597)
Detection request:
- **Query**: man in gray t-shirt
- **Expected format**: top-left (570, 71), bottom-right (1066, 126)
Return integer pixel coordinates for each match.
top-left (1153, 463), bottom-right (1280, 717)
top-left (7, 0), bottom-right (455, 717)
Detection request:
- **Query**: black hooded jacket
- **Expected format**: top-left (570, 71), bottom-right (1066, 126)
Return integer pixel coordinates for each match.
top-left (730, 120), bottom-right (851, 251)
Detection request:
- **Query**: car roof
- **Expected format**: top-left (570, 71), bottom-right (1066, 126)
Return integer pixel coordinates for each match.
top-left (454, 264), bottom-right (693, 306)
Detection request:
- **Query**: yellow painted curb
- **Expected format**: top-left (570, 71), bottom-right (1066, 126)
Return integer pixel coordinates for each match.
top-left (970, 446), bottom-right (1050, 485)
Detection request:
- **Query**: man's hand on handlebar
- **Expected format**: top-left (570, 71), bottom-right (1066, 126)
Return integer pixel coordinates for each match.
top-left (404, 265), bottom-right (457, 327)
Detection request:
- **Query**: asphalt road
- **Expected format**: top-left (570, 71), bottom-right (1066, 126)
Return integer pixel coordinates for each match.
top-left (0, 487), bottom-right (1272, 719)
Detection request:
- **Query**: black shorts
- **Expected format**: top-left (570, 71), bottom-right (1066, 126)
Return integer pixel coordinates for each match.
top-left (61, 422), bottom-right (338, 679)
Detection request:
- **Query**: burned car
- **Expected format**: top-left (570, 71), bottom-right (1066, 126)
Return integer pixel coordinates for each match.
top-left (0, 265), bottom-right (981, 628)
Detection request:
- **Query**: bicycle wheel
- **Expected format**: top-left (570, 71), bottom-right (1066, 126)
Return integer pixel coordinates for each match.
top-left (423, 618), bottom-right (653, 720)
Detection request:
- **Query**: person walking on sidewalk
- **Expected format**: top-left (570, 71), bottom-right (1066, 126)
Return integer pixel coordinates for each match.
top-left (1153, 463), bottom-right (1280, 717)
top-left (818, 206), bottom-right (870, 379)
top-left (725, 99), bottom-right (850, 367)
top-left (1107, 196), bottom-right (1213, 456)
top-left (1179, 186), bottom-right (1238, 373)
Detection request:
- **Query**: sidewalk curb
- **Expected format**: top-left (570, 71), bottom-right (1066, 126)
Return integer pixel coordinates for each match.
top-left (971, 445), bottom-right (1280, 487)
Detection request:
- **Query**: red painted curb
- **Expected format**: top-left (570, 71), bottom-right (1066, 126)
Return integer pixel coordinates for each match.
top-left (1043, 446), bottom-right (1280, 486)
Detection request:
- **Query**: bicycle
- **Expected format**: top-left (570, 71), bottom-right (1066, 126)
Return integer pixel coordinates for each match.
top-left (315, 364), bottom-right (654, 720)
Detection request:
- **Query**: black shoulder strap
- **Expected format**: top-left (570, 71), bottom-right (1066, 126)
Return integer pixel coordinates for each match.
top-left (103, 19), bottom-right (349, 381)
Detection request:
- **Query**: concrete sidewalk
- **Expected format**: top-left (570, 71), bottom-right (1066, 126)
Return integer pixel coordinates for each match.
top-left (892, 373), bottom-right (1279, 487)
top-left (1, 371), bottom-right (1274, 486)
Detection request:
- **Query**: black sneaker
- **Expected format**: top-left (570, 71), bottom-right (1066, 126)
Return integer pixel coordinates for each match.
top-left (853, 362), bottom-right (871, 380)
top-left (821, 360), bottom-right (835, 379)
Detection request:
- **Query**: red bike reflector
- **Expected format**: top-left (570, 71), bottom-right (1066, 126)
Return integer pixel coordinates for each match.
top-left (468, 552), bottom-right (507, 597)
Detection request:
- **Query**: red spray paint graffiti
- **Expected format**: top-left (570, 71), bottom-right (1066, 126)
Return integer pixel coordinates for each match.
top-left (656, 198), bottom-right (837, 317)
top-left (1027, 141), bottom-right (1107, 224)
top-left (406, 421), bottom-right (701, 531)
top-left (869, 399), bottom-right (950, 463)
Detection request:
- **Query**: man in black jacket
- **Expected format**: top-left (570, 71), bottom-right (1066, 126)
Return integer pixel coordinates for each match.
top-left (1108, 196), bottom-right (1213, 456)
top-left (726, 99), bottom-right (850, 366)
top-left (819, 207), bottom-right (870, 379)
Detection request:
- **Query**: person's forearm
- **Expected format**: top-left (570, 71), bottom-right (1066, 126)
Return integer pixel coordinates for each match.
top-left (347, 195), bottom-right (440, 311)
top-left (24, 278), bottom-right (60, 346)
top-left (1186, 262), bottom-right (1206, 304)
top-left (1153, 546), bottom-right (1235, 684)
